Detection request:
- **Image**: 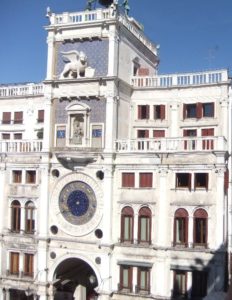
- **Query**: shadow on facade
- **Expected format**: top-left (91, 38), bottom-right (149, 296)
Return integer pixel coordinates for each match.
top-left (170, 244), bottom-right (228, 300)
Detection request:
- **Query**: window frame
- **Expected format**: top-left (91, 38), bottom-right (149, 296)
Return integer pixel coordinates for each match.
top-left (193, 209), bottom-right (208, 247)
top-left (12, 170), bottom-right (22, 184)
top-left (25, 201), bottom-right (35, 234)
top-left (173, 270), bottom-right (187, 298)
top-left (37, 110), bottom-right (44, 123)
top-left (153, 105), bottom-right (165, 120)
top-left (137, 267), bottom-right (150, 293)
top-left (138, 207), bottom-right (152, 244)
top-left (176, 173), bottom-right (191, 191)
top-left (24, 253), bottom-right (34, 277)
top-left (13, 111), bottom-right (23, 124)
top-left (119, 265), bottom-right (133, 292)
top-left (121, 207), bottom-right (134, 243)
top-left (2, 112), bottom-right (11, 124)
top-left (139, 173), bottom-right (153, 188)
top-left (11, 200), bottom-right (21, 233)
top-left (122, 173), bottom-right (135, 188)
top-left (25, 170), bottom-right (36, 184)
top-left (10, 252), bottom-right (20, 275)
top-left (173, 209), bottom-right (188, 247)
top-left (138, 105), bottom-right (150, 120)
top-left (194, 173), bottom-right (209, 190)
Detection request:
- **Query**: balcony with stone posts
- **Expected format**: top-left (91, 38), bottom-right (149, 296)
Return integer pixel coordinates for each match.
top-left (115, 136), bottom-right (227, 153)
top-left (0, 140), bottom-right (43, 153)
top-left (0, 83), bottom-right (44, 98)
top-left (131, 69), bottom-right (229, 88)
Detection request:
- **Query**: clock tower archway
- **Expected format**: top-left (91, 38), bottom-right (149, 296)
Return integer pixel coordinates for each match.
top-left (53, 258), bottom-right (99, 300)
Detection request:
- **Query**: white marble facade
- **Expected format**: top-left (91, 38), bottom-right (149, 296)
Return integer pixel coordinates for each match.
top-left (0, 5), bottom-right (231, 300)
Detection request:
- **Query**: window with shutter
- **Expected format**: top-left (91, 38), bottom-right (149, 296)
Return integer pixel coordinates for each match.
top-left (138, 105), bottom-right (149, 119)
top-left (14, 111), bottom-right (23, 124)
top-left (24, 254), bottom-right (34, 277)
top-left (194, 173), bottom-right (208, 190)
top-left (38, 110), bottom-right (44, 123)
top-left (121, 207), bottom-right (134, 243)
top-left (122, 173), bottom-right (135, 188)
top-left (139, 173), bottom-right (153, 188)
top-left (153, 130), bottom-right (165, 138)
top-left (10, 252), bottom-right (19, 275)
top-left (2, 112), bottom-right (11, 124)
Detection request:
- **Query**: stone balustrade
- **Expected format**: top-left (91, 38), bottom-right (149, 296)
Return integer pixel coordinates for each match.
top-left (48, 8), bottom-right (157, 54)
top-left (115, 136), bottom-right (227, 153)
top-left (131, 69), bottom-right (228, 88)
top-left (0, 140), bottom-right (43, 153)
top-left (0, 83), bottom-right (44, 98)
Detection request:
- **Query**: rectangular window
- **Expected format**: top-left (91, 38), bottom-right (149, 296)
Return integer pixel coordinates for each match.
top-left (119, 265), bottom-right (132, 291)
top-left (176, 173), bottom-right (191, 190)
top-left (14, 111), bottom-right (23, 124)
top-left (26, 171), bottom-right (36, 184)
top-left (195, 173), bottom-right (208, 190)
top-left (154, 105), bottom-right (165, 120)
top-left (2, 133), bottom-right (10, 140)
top-left (25, 205), bottom-right (35, 234)
top-left (24, 254), bottom-right (34, 277)
top-left (2, 112), bottom-right (11, 124)
top-left (138, 105), bottom-right (150, 119)
top-left (173, 271), bottom-right (187, 297)
top-left (183, 104), bottom-right (197, 119)
top-left (191, 271), bottom-right (208, 297)
top-left (139, 216), bottom-right (151, 243)
top-left (153, 130), bottom-right (165, 138)
top-left (122, 173), bottom-right (135, 188)
top-left (139, 173), bottom-right (153, 188)
top-left (175, 218), bottom-right (187, 245)
top-left (194, 219), bottom-right (207, 245)
top-left (10, 252), bottom-right (19, 275)
top-left (202, 102), bottom-right (214, 118)
top-left (38, 110), bottom-right (44, 123)
top-left (14, 133), bottom-right (22, 140)
top-left (137, 267), bottom-right (150, 293)
top-left (12, 170), bottom-right (22, 183)
top-left (122, 215), bottom-right (133, 242)
top-left (137, 130), bottom-right (149, 138)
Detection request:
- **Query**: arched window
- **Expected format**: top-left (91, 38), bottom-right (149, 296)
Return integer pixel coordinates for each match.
top-left (138, 207), bottom-right (151, 244)
top-left (11, 200), bottom-right (21, 233)
top-left (121, 207), bottom-right (134, 243)
top-left (194, 209), bottom-right (208, 246)
top-left (174, 208), bottom-right (188, 246)
top-left (25, 201), bottom-right (35, 234)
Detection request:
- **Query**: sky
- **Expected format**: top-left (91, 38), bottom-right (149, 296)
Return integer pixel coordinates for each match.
top-left (0, 0), bottom-right (232, 84)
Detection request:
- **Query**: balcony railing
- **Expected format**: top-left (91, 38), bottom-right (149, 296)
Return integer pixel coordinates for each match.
top-left (48, 8), bottom-right (156, 54)
top-left (0, 140), bottom-right (43, 153)
top-left (131, 69), bottom-right (228, 88)
top-left (115, 136), bottom-right (227, 153)
top-left (0, 83), bottom-right (44, 98)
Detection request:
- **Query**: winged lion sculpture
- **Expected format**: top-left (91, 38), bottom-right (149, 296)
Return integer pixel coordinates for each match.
top-left (59, 50), bottom-right (95, 79)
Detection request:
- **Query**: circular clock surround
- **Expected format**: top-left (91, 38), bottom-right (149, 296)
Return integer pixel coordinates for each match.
top-left (50, 172), bottom-right (103, 236)
top-left (59, 181), bottom-right (97, 225)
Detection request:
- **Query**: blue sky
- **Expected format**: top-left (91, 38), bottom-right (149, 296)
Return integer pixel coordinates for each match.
top-left (1, 0), bottom-right (232, 84)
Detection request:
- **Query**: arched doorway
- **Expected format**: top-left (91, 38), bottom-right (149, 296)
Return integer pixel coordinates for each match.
top-left (53, 258), bottom-right (98, 300)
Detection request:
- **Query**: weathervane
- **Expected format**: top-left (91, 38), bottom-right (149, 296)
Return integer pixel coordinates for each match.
top-left (85, 0), bottom-right (130, 16)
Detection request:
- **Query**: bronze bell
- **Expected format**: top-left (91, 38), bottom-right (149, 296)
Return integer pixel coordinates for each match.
top-left (98, 0), bottom-right (114, 7)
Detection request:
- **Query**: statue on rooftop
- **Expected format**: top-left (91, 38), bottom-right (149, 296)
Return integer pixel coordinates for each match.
top-left (86, 0), bottom-right (96, 11)
top-left (122, 0), bottom-right (130, 16)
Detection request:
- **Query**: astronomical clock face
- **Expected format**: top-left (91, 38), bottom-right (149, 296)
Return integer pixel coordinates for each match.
top-left (59, 181), bottom-right (97, 225)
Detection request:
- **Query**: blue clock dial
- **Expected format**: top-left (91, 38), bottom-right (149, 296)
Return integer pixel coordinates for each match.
top-left (67, 190), bottom-right (89, 216)
top-left (59, 181), bottom-right (97, 225)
